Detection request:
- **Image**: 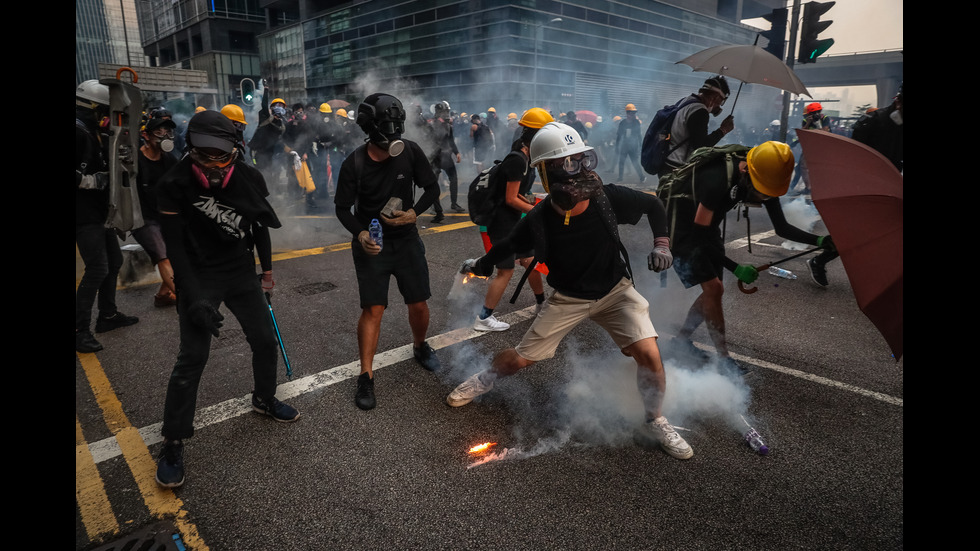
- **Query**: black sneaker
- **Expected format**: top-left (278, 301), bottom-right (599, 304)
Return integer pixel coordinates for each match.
top-left (807, 258), bottom-right (829, 287)
top-left (95, 311), bottom-right (139, 333)
top-left (432, 212), bottom-right (445, 223)
top-left (155, 440), bottom-right (185, 488)
top-left (251, 395), bottom-right (301, 422)
top-left (355, 372), bottom-right (376, 410)
top-left (414, 342), bottom-right (441, 372)
top-left (720, 356), bottom-right (752, 377)
top-left (451, 203), bottom-right (466, 213)
top-left (76, 330), bottom-right (103, 353)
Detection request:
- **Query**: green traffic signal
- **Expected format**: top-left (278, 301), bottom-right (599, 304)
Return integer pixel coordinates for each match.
top-left (240, 78), bottom-right (256, 106)
top-left (798, 1), bottom-right (835, 64)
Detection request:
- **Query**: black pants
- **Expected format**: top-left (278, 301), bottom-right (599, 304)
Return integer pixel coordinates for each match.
top-left (161, 267), bottom-right (280, 440)
top-left (75, 223), bottom-right (123, 331)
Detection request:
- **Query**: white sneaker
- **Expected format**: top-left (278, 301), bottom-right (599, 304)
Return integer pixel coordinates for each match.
top-left (646, 416), bottom-right (694, 460)
top-left (474, 314), bottom-right (510, 332)
top-left (447, 371), bottom-right (495, 407)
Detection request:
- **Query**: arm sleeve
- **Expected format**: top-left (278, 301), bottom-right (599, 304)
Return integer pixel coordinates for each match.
top-left (253, 223), bottom-right (273, 272)
top-left (606, 185), bottom-right (669, 239)
top-left (764, 198), bottom-right (820, 246)
top-left (159, 212), bottom-right (203, 302)
top-left (410, 144), bottom-right (440, 214)
top-left (686, 108), bottom-right (726, 149)
top-left (333, 157), bottom-right (364, 237)
top-left (475, 217), bottom-right (533, 274)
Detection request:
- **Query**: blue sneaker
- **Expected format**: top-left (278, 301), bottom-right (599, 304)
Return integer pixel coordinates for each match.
top-left (252, 395), bottom-right (301, 422)
top-left (155, 440), bottom-right (185, 488)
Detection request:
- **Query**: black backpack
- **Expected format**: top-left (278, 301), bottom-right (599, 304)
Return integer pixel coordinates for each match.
top-left (467, 150), bottom-right (527, 226)
top-left (640, 96), bottom-right (701, 175)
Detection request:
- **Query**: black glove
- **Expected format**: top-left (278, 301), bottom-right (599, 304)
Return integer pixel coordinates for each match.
top-left (187, 300), bottom-right (224, 337)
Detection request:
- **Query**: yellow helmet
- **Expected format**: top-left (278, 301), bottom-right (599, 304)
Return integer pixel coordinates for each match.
top-left (487, 107), bottom-right (496, 113)
top-left (271, 98), bottom-right (286, 107)
top-left (319, 103), bottom-right (333, 114)
top-left (585, 122), bottom-right (593, 129)
top-left (747, 141), bottom-right (794, 197)
top-left (220, 104), bottom-right (247, 125)
top-left (625, 103), bottom-right (637, 112)
top-left (195, 106), bottom-right (207, 113)
top-left (336, 108), bottom-right (347, 118)
top-left (507, 112), bottom-right (518, 120)
top-left (613, 115), bottom-right (622, 121)
top-left (518, 107), bottom-right (555, 129)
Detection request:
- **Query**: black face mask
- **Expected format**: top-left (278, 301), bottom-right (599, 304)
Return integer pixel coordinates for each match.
top-left (547, 169), bottom-right (602, 211)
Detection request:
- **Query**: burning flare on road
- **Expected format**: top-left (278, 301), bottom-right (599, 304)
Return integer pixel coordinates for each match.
top-left (468, 442), bottom-right (497, 455)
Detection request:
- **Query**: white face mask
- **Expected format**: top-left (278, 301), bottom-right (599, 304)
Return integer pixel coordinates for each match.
top-left (160, 138), bottom-right (175, 153)
top-left (889, 109), bottom-right (903, 126)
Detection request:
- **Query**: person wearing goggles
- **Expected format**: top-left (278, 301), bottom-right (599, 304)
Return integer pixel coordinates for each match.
top-left (453, 122), bottom-right (694, 461)
top-left (152, 110), bottom-right (298, 489)
top-left (134, 117), bottom-right (180, 308)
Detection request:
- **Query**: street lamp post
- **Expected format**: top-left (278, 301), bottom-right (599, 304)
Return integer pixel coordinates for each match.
top-left (533, 18), bottom-right (562, 108)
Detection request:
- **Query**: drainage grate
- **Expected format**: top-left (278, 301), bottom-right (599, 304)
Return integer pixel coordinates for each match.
top-left (294, 281), bottom-right (337, 296)
top-left (89, 520), bottom-right (186, 551)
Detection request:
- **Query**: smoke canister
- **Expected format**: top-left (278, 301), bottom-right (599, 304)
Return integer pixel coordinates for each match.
top-left (369, 218), bottom-right (383, 250)
top-left (745, 427), bottom-right (769, 455)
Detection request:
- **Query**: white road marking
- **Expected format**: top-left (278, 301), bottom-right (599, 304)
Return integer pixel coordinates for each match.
top-left (87, 301), bottom-right (901, 464)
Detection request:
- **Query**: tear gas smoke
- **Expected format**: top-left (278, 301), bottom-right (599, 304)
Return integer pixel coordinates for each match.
top-left (779, 195), bottom-right (824, 250)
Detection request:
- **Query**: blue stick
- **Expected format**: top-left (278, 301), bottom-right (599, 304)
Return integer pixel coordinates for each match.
top-left (265, 293), bottom-right (292, 380)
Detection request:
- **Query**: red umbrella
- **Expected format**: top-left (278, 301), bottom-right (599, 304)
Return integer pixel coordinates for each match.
top-left (797, 129), bottom-right (903, 360)
top-left (327, 99), bottom-right (350, 109)
top-left (574, 110), bottom-right (598, 125)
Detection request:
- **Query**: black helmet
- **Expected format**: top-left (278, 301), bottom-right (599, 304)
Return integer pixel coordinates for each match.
top-left (356, 93), bottom-right (407, 155)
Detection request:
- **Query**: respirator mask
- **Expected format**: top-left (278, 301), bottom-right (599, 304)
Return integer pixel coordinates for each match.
top-left (541, 150), bottom-right (601, 211)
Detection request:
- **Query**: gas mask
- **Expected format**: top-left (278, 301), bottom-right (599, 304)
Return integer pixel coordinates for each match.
top-left (271, 105), bottom-right (287, 119)
top-left (541, 150), bottom-right (601, 211)
top-left (370, 119), bottom-right (406, 156)
top-left (152, 129), bottom-right (176, 153)
top-left (889, 109), bottom-right (903, 126)
top-left (190, 148), bottom-right (238, 190)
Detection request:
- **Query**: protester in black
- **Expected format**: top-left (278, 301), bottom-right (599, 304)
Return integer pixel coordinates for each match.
top-left (663, 76), bottom-right (735, 174)
top-left (429, 101), bottom-right (461, 217)
top-left (75, 80), bottom-right (139, 353)
top-left (334, 93), bottom-right (442, 411)
top-left (615, 104), bottom-right (646, 183)
top-left (851, 84), bottom-right (903, 173)
top-left (153, 110), bottom-right (300, 489)
top-left (473, 108), bottom-right (554, 333)
top-left (453, 122), bottom-right (693, 460)
top-left (134, 117), bottom-right (179, 307)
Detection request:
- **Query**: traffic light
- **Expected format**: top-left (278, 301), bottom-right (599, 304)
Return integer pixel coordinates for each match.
top-left (240, 78), bottom-right (256, 106)
top-left (798, 1), bottom-right (835, 64)
top-left (760, 7), bottom-right (788, 61)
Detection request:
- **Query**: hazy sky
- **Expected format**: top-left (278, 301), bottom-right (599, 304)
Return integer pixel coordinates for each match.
top-left (815, 0), bottom-right (903, 54)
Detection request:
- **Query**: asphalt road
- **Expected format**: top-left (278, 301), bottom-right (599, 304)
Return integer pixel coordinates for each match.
top-left (76, 188), bottom-right (903, 550)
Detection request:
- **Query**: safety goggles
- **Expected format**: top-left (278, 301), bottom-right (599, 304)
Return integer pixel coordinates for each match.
top-left (545, 150), bottom-right (599, 177)
top-left (151, 128), bottom-right (175, 140)
top-left (190, 147), bottom-right (238, 168)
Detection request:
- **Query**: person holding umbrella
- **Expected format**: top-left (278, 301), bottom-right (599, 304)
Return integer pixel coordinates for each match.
top-left (662, 76), bottom-right (735, 174)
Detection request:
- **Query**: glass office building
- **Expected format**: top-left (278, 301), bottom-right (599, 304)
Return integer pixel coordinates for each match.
top-left (258, 0), bottom-right (782, 126)
top-left (77, 0), bottom-right (148, 83)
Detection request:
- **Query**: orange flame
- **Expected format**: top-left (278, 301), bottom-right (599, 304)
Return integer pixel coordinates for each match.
top-left (468, 442), bottom-right (497, 454)
top-left (461, 273), bottom-right (489, 284)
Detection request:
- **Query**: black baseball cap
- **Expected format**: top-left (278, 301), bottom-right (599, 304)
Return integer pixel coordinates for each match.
top-left (187, 111), bottom-right (237, 153)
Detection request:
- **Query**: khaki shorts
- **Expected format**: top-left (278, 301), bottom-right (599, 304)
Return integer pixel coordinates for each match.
top-left (515, 277), bottom-right (658, 362)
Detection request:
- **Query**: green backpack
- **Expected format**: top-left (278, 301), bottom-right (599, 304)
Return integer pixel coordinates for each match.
top-left (656, 144), bottom-right (751, 239)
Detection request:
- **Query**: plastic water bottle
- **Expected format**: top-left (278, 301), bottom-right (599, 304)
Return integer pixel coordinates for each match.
top-left (745, 427), bottom-right (770, 455)
top-left (767, 266), bottom-right (797, 280)
top-left (369, 218), bottom-right (383, 250)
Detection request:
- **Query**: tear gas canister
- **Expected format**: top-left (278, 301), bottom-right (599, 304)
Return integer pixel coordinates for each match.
top-left (745, 427), bottom-right (769, 455)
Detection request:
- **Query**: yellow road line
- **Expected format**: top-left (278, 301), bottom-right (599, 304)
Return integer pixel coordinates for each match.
top-left (76, 352), bottom-right (208, 550)
top-left (76, 415), bottom-right (119, 540)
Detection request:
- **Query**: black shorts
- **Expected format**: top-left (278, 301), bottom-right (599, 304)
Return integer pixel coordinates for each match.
top-left (352, 234), bottom-right (431, 308)
top-left (672, 242), bottom-right (725, 289)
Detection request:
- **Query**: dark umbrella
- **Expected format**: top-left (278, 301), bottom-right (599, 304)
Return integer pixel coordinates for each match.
top-left (797, 129), bottom-right (903, 360)
top-left (327, 99), bottom-right (350, 109)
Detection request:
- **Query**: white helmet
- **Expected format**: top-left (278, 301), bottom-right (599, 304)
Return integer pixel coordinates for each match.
top-left (76, 79), bottom-right (110, 108)
top-left (529, 122), bottom-right (593, 167)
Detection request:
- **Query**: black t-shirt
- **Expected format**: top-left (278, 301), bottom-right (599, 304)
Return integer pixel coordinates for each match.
top-left (334, 140), bottom-right (438, 241)
top-left (137, 151), bottom-right (178, 221)
top-left (669, 155), bottom-right (740, 256)
top-left (480, 184), bottom-right (664, 299)
top-left (487, 151), bottom-right (532, 233)
top-left (156, 158), bottom-right (280, 275)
